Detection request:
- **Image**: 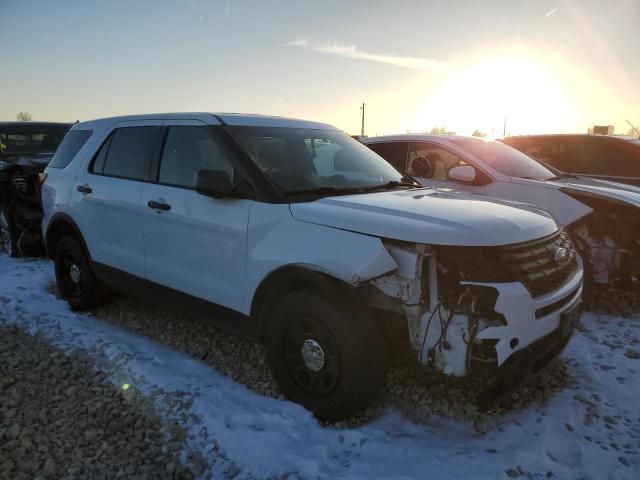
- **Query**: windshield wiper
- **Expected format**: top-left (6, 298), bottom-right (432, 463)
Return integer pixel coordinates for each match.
top-left (282, 186), bottom-right (364, 197)
top-left (361, 180), bottom-right (422, 192)
top-left (283, 180), bottom-right (421, 197)
top-left (544, 173), bottom-right (579, 181)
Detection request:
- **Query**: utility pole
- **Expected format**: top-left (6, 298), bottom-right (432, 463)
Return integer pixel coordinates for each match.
top-left (503, 117), bottom-right (507, 137)
top-left (360, 102), bottom-right (367, 137)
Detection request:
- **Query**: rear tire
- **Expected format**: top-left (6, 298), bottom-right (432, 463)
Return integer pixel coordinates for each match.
top-left (266, 289), bottom-right (385, 420)
top-left (54, 236), bottom-right (101, 310)
top-left (0, 206), bottom-right (19, 258)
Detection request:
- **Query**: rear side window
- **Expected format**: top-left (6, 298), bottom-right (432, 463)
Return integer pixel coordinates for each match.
top-left (575, 138), bottom-right (640, 176)
top-left (48, 130), bottom-right (92, 168)
top-left (368, 142), bottom-right (408, 170)
top-left (96, 127), bottom-right (160, 180)
top-left (158, 126), bottom-right (235, 188)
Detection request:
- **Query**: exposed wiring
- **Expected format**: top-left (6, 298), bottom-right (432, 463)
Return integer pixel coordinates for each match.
top-left (437, 309), bottom-right (454, 352)
top-left (419, 302), bottom-right (442, 363)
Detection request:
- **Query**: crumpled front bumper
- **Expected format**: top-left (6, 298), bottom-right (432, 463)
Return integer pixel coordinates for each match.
top-left (472, 258), bottom-right (583, 367)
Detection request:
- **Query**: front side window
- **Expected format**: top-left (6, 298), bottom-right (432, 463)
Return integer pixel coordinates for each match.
top-left (408, 143), bottom-right (465, 180)
top-left (48, 130), bottom-right (92, 168)
top-left (158, 126), bottom-right (235, 188)
top-left (100, 127), bottom-right (160, 180)
top-left (229, 127), bottom-right (405, 193)
top-left (451, 138), bottom-right (556, 181)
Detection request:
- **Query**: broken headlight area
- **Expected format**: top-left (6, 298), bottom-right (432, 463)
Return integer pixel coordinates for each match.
top-left (364, 236), bottom-right (581, 381)
top-left (562, 187), bottom-right (640, 291)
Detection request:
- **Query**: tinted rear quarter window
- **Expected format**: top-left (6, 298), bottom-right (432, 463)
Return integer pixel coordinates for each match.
top-left (100, 127), bottom-right (160, 180)
top-left (48, 130), bottom-right (92, 168)
top-left (367, 142), bottom-right (407, 170)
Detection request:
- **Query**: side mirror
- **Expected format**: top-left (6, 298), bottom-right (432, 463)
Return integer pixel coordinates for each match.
top-left (195, 169), bottom-right (235, 198)
top-left (448, 165), bottom-right (476, 183)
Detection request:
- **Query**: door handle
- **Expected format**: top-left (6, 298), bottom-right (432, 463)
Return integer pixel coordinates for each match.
top-left (147, 200), bottom-right (171, 211)
top-left (77, 185), bottom-right (92, 194)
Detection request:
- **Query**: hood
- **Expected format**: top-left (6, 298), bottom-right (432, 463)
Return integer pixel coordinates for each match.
top-left (553, 177), bottom-right (640, 208)
top-left (289, 188), bottom-right (558, 247)
top-left (512, 176), bottom-right (640, 209)
top-left (1, 153), bottom-right (53, 172)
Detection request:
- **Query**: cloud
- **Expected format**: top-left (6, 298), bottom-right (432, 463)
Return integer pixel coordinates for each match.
top-left (544, 7), bottom-right (559, 17)
top-left (284, 39), bottom-right (442, 71)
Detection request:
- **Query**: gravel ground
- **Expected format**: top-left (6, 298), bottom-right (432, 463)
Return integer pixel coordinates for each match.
top-left (92, 293), bottom-right (574, 429)
top-left (0, 324), bottom-right (195, 480)
top-left (1, 259), bottom-right (637, 479)
top-left (587, 288), bottom-right (640, 317)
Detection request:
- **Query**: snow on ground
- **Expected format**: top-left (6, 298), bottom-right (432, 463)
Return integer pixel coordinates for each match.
top-left (0, 255), bottom-right (639, 479)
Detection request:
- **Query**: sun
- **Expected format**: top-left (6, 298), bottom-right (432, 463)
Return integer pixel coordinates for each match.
top-left (417, 53), bottom-right (573, 136)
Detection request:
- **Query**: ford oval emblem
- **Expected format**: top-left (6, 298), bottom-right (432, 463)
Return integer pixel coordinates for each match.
top-left (554, 247), bottom-right (570, 265)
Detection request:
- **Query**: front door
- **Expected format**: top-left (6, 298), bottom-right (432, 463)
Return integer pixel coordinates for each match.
top-left (407, 142), bottom-right (488, 194)
top-left (142, 120), bottom-right (252, 312)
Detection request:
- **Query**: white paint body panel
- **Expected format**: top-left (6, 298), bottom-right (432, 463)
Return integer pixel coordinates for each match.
top-left (242, 202), bottom-right (398, 314)
top-left (290, 188), bottom-right (558, 246)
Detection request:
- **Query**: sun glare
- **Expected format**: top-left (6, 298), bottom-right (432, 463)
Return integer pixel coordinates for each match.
top-left (418, 54), bottom-right (573, 136)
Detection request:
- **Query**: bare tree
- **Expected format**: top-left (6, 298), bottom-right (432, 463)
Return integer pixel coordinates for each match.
top-left (16, 112), bottom-right (32, 121)
top-left (430, 126), bottom-right (456, 135)
top-left (472, 130), bottom-right (487, 137)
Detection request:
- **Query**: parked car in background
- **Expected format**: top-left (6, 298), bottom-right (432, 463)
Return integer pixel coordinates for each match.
top-left (500, 134), bottom-right (640, 187)
top-left (0, 121), bottom-right (72, 256)
top-left (42, 113), bottom-right (582, 419)
top-left (364, 135), bottom-right (640, 295)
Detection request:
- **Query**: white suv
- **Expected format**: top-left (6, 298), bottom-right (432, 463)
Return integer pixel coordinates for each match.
top-left (42, 113), bottom-right (583, 419)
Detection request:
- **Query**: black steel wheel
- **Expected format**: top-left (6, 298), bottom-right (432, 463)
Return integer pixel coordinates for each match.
top-left (54, 236), bottom-right (99, 310)
top-left (282, 315), bottom-right (342, 399)
top-left (266, 289), bottom-right (385, 420)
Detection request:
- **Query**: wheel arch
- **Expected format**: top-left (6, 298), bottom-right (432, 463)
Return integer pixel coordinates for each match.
top-left (44, 213), bottom-right (91, 261)
top-left (250, 265), bottom-right (357, 341)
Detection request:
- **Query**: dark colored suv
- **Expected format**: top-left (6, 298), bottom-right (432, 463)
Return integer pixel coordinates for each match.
top-left (501, 134), bottom-right (640, 187)
top-left (0, 121), bottom-right (72, 255)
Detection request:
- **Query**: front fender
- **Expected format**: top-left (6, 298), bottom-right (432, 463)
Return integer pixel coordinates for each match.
top-left (241, 203), bottom-right (398, 315)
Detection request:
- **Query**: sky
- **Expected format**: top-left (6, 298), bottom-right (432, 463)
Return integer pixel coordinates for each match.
top-left (1, 0), bottom-right (638, 137)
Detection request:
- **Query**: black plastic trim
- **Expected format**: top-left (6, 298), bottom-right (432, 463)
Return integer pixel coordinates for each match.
top-left (93, 262), bottom-right (260, 341)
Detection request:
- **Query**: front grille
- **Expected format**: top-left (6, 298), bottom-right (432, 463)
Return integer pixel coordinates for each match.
top-left (497, 230), bottom-right (577, 298)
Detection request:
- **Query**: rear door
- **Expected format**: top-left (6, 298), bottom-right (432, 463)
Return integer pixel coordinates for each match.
top-left (73, 121), bottom-right (162, 278)
top-left (142, 120), bottom-right (252, 312)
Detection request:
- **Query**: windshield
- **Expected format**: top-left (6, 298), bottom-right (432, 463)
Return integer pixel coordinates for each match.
top-left (0, 124), bottom-right (71, 157)
top-left (229, 126), bottom-right (407, 193)
top-left (451, 138), bottom-right (556, 181)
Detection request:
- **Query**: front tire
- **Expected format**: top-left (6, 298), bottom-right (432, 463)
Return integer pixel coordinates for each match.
top-left (54, 236), bottom-right (101, 310)
top-left (0, 206), bottom-right (19, 257)
top-left (266, 289), bottom-right (385, 420)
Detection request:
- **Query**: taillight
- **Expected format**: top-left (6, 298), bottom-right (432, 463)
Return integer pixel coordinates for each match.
top-left (37, 173), bottom-right (48, 185)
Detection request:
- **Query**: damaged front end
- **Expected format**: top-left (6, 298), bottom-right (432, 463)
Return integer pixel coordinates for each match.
top-left (363, 230), bottom-right (583, 380)
top-left (561, 189), bottom-right (640, 292)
